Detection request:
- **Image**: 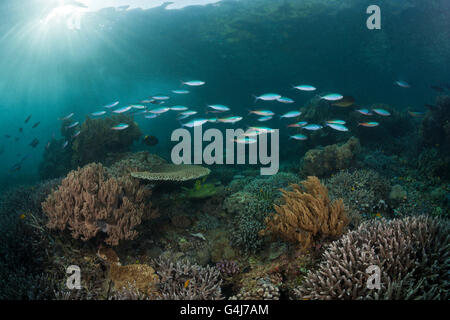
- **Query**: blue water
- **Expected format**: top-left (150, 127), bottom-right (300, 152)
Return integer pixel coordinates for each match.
top-left (0, 0), bottom-right (448, 187)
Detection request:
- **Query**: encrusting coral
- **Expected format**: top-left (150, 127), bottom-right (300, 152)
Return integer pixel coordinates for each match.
top-left (300, 136), bottom-right (361, 177)
top-left (294, 216), bottom-right (450, 300)
top-left (261, 176), bottom-right (349, 251)
top-left (42, 163), bottom-right (158, 246)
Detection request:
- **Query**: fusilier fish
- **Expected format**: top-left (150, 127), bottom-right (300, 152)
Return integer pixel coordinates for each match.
top-left (293, 85), bottom-right (316, 91)
top-left (326, 123), bottom-right (349, 132)
top-left (280, 111), bottom-right (301, 118)
top-left (358, 122), bottom-right (379, 127)
top-left (218, 116), bottom-right (243, 124)
top-left (254, 93), bottom-right (282, 101)
top-left (91, 111), bottom-right (106, 116)
top-left (111, 123), bottom-right (130, 130)
top-left (113, 106), bottom-right (132, 114)
top-left (319, 93), bottom-right (343, 101)
top-left (372, 109), bottom-right (391, 116)
top-left (303, 124), bottom-right (323, 131)
top-left (104, 101), bottom-right (119, 108)
top-left (289, 134), bottom-right (308, 140)
top-left (207, 104), bottom-right (230, 112)
top-left (182, 80), bottom-right (205, 86)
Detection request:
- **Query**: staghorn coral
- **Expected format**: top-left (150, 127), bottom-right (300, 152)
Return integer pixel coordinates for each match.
top-left (153, 256), bottom-right (223, 300)
top-left (262, 176), bottom-right (349, 251)
top-left (216, 260), bottom-right (240, 278)
top-left (42, 163), bottom-right (157, 246)
top-left (300, 136), bottom-right (361, 177)
top-left (131, 164), bottom-right (211, 182)
top-left (294, 216), bottom-right (450, 300)
top-left (72, 114), bottom-right (142, 167)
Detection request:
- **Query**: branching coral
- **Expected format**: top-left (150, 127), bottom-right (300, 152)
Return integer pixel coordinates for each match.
top-left (294, 216), bottom-right (450, 300)
top-left (42, 163), bottom-right (157, 246)
top-left (300, 137), bottom-right (361, 177)
top-left (153, 257), bottom-right (223, 300)
top-left (262, 176), bottom-right (349, 251)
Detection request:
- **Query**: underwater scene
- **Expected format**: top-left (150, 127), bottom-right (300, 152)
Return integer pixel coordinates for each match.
top-left (0, 0), bottom-right (449, 302)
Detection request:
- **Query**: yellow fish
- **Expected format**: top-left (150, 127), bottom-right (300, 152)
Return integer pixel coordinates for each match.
top-left (375, 213), bottom-right (382, 218)
top-left (184, 279), bottom-right (190, 289)
top-left (19, 213), bottom-right (26, 220)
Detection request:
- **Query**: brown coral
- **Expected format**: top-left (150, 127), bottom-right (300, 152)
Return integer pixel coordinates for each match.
top-left (300, 137), bottom-right (361, 177)
top-left (261, 176), bottom-right (349, 251)
top-left (42, 163), bottom-right (157, 246)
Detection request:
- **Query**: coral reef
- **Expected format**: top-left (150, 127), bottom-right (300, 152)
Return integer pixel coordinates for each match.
top-left (325, 169), bottom-right (391, 225)
top-left (72, 114), bottom-right (142, 167)
top-left (420, 95), bottom-right (450, 155)
top-left (294, 216), bottom-right (450, 300)
top-left (300, 137), bottom-right (361, 177)
top-left (42, 163), bottom-right (158, 246)
top-left (262, 176), bottom-right (349, 251)
top-left (153, 257), bottom-right (223, 300)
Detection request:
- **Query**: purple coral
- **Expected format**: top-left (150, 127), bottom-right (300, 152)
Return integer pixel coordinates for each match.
top-left (216, 260), bottom-right (240, 277)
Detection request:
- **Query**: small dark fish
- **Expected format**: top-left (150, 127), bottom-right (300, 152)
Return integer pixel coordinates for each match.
top-left (431, 85), bottom-right (445, 92)
top-left (4, 134), bottom-right (11, 139)
top-left (14, 137), bottom-right (20, 142)
top-left (142, 135), bottom-right (158, 146)
top-left (24, 115), bottom-right (32, 123)
top-left (424, 104), bottom-right (436, 110)
top-left (21, 153), bottom-right (30, 162)
top-left (29, 138), bottom-right (39, 148)
top-left (32, 122), bottom-right (40, 128)
top-left (19, 128), bottom-right (23, 133)
top-left (45, 141), bottom-right (51, 150)
top-left (10, 163), bottom-right (21, 172)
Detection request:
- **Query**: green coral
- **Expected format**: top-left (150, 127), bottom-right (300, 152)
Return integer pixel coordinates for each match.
top-left (181, 178), bottom-right (217, 199)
